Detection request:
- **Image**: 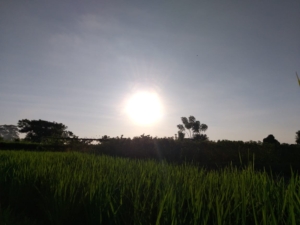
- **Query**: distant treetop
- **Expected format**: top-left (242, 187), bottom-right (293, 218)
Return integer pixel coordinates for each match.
top-left (17, 119), bottom-right (76, 143)
top-left (263, 134), bottom-right (280, 145)
top-left (0, 124), bottom-right (19, 141)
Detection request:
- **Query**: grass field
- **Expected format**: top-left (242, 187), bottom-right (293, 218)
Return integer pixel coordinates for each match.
top-left (1, 150), bottom-right (300, 225)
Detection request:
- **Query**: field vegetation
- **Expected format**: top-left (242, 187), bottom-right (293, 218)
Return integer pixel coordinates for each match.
top-left (1, 150), bottom-right (300, 225)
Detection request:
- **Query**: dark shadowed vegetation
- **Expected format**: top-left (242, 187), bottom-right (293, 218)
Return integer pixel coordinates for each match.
top-left (17, 119), bottom-right (77, 143)
top-left (0, 124), bottom-right (19, 141)
top-left (1, 118), bottom-right (300, 224)
top-left (1, 151), bottom-right (300, 225)
top-left (1, 137), bottom-right (300, 175)
top-left (177, 115), bottom-right (208, 140)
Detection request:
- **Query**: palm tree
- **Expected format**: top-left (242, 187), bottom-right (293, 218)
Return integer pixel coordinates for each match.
top-left (181, 116), bottom-right (193, 137)
top-left (177, 116), bottom-right (208, 139)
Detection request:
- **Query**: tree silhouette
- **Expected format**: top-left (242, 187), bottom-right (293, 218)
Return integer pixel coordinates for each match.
top-left (296, 130), bottom-right (300, 145)
top-left (263, 134), bottom-right (280, 145)
top-left (177, 116), bottom-right (208, 139)
top-left (193, 134), bottom-right (209, 141)
top-left (177, 124), bottom-right (185, 140)
top-left (0, 125), bottom-right (19, 141)
top-left (17, 119), bottom-right (76, 143)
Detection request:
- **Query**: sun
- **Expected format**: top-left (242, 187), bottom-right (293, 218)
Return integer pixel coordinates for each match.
top-left (125, 92), bottom-right (162, 125)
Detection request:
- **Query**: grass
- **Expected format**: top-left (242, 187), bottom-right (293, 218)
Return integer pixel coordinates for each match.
top-left (0, 150), bottom-right (300, 225)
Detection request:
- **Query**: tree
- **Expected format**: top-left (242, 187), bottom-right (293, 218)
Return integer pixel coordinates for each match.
top-left (181, 117), bottom-right (193, 137)
top-left (177, 124), bottom-right (186, 140)
top-left (17, 119), bottom-right (76, 143)
top-left (194, 134), bottom-right (209, 141)
top-left (263, 134), bottom-right (280, 145)
top-left (296, 130), bottom-right (300, 145)
top-left (177, 116), bottom-right (208, 139)
top-left (0, 125), bottom-right (19, 141)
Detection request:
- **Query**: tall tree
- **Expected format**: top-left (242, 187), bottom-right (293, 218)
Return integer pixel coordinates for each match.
top-left (17, 119), bottom-right (76, 143)
top-left (0, 125), bottom-right (19, 141)
top-left (177, 116), bottom-right (208, 139)
top-left (177, 124), bottom-right (185, 140)
top-left (181, 117), bottom-right (193, 137)
top-left (296, 130), bottom-right (300, 145)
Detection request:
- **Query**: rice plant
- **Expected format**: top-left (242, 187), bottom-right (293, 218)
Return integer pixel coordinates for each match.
top-left (0, 150), bottom-right (300, 225)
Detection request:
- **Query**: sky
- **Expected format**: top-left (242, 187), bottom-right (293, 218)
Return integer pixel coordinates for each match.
top-left (1, 0), bottom-right (300, 144)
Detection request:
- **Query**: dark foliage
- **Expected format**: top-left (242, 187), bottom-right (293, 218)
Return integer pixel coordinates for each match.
top-left (0, 125), bottom-right (19, 141)
top-left (296, 130), bottom-right (300, 145)
top-left (2, 128), bottom-right (300, 177)
top-left (193, 134), bottom-right (209, 141)
top-left (87, 137), bottom-right (300, 168)
top-left (177, 131), bottom-right (185, 141)
top-left (263, 134), bottom-right (280, 145)
top-left (177, 116), bottom-right (208, 139)
top-left (17, 119), bottom-right (77, 143)
top-left (2, 136), bottom-right (300, 168)
top-left (0, 141), bottom-right (67, 152)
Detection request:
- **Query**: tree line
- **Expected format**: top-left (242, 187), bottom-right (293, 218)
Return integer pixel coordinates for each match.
top-left (0, 117), bottom-right (300, 145)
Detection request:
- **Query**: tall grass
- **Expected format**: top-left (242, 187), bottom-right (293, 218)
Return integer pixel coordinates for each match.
top-left (1, 150), bottom-right (300, 225)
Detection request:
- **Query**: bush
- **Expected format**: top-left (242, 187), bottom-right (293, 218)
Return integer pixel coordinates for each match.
top-left (0, 141), bottom-right (67, 152)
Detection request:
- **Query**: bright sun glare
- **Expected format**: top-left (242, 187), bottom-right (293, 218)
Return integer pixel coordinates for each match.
top-left (126, 92), bottom-right (162, 125)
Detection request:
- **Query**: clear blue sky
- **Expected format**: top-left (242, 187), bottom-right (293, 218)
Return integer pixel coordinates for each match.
top-left (1, 0), bottom-right (299, 143)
